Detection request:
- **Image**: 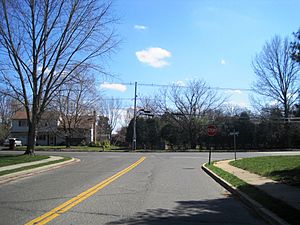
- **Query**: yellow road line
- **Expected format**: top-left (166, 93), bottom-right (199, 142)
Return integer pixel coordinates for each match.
top-left (25, 156), bottom-right (146, 225)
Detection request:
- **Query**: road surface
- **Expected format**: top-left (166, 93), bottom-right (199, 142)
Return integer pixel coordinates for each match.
top-left (1, 151), bottom-right (296, 225)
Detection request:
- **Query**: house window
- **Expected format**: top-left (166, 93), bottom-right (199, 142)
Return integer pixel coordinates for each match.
top-left (18, 120), bottom-right (27, 127)
top-left (38, 134), bottom-right (46, 141)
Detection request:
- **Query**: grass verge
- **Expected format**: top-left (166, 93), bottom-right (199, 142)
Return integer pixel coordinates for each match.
top-left (0, 156), bottom-right (71, 177)
top-left (229, 155), bottom-right (300, 187)
top-left (205, 162), bottom-right (299, 225)
top-left (0, 154), bottom-right (49, 167)
top-left (14, 145), bottom-right (127, 152)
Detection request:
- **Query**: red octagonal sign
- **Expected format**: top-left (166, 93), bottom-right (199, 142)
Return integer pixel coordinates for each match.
top-left (207, 125), bottom-right (217, 136)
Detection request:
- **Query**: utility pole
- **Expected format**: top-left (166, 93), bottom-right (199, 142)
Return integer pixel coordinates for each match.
top-left (132, 82), bottom-right (137, 150)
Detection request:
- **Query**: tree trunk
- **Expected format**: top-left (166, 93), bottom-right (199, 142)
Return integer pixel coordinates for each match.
top-left (109, 131), bottom-right (112, 145)
top-left (189, 129), bottom-right (197, 149)
top-left (25, 122), bottom-right (36, 155)
top-left (283, 100), bottom-right (291, 148)
top-left (190, 136), bottom-right (197, 149)
top-left (284, 123), bottom-right (291, 148)
top-left (65, 135), bottom-right (71, 148)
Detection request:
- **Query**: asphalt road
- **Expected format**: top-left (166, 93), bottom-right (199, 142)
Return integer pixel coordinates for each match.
top-left (0, 151), bottom-right (298, 225)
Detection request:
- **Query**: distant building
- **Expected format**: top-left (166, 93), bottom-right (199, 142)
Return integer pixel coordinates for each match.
top-left (11, 111), bottom-right (97, 146)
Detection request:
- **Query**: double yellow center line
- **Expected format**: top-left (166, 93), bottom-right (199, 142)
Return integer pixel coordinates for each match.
top-left (25, 156), bottom-right (146, 225)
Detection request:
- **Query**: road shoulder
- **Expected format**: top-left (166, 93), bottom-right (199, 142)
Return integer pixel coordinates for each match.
top-left (202, 162), bottom-right (291, 225)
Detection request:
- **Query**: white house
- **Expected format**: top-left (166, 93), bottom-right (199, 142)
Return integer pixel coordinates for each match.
top-left (11, 111), bottom-right (96, 146)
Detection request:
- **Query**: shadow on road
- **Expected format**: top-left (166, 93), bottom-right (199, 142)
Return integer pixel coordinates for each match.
top-left (107, 198), bottom-right (264, 225)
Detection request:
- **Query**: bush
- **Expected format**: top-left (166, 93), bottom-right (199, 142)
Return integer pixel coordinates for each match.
top-left (89, 141), bottom-right (100, 147)
top-left (101, 140), bottom-right (110, 150)
top-left (80, 140), bottom-right (87, 146)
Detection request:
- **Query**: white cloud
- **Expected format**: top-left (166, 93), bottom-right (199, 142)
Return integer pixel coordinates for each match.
top-left (136, 47), bottom-right (171, 68)
top-left (220, 59), bottom-right (226, 65)
top-left (173, 80), bottom-right (186, 87)
top-left (225, 101), bottom-right (249, 108)
top-left (225, 90), bottom-right (243, 95)
top-left (134, 25), bottom-right (147, 30)
top-left (269, 100), bottom-right (279, 106)
top-left (100, 82), bottom-right (127, 92)
top-left (37, 66), bottom-right (51, 75)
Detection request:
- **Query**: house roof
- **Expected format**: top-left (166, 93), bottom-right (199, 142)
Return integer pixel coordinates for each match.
top-left (12, 111), bottom-right (95, 129)
top-left (12, 111), bottom-right (60, 120)
top-left (12, 111), bottom-right (28, 120)
top-left (58, 115), bottom-right (95, 129)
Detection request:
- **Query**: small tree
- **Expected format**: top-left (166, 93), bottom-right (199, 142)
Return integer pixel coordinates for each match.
top-left (111, 126), bottom-right (127, 147)
top-left (51, 70), bottom-right (99, 147)
top-left (100, 97), bottom-right (122, 144)
top-left (0, 94), bottom-right (14, 143)
top-left (164, 80), bottom-right (225, 149)
top-left (160, 122), bottom-right (187, 150)
top-left (97, 115), bottom-right (110, 143)
top-left (256, 107), bottom-right (285, 149)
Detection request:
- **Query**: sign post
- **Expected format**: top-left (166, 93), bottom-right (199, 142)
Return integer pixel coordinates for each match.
top-left (229, 130), bottom-right (239, 160)
top-left (207, 125), bottom-right (217, 164)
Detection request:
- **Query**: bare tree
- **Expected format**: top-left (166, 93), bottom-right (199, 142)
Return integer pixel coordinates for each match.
top-left (100, 97), bottom-right (122, 143)
top-left (122, 108), bottom-right (134, 127)
top-left (137, 88), bottom-right (171, 118)
top-left (165, 80), bottom-right (226, 149)
top-left (139, 95), bottom-right (164, 116)
top-left (0, 0), bottom-right (118, 154)
top-left (291, 28), bottom-right (300, 63)
top-left (222, 104), bottom-right (249, 117)
top-left (51, 70), bottom-right (100, 147)
top-left (0, 94), bottom-right (12, 123)
top-left (252, 36), bottom-right (300, 118)
top-left (0, 94), bottom-right (13, 142)
top-left (0, 94), bottom-right (25, 143)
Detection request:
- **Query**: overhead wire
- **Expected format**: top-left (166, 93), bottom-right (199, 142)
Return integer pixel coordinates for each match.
top-left (118, 82), bottom-right (254, 92)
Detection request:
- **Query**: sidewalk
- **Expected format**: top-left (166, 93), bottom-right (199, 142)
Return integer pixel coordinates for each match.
top-left (0, 156), bottom-right (79, 185)
top-left (0, 156), bottom-right (63, 172)
top-left (214, 160), bottom-right (300, 211)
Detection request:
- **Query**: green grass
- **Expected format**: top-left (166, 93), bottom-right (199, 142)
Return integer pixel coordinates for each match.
top-left (229, 155), bottom-right (300, 187)
top-left (205, 162), bottom-right (299, 225)
top-left (15, 145), bottom-right (127, 152)
top-left (0, 154), bottom-right (49, 167)
top-left (0, 156), bottom-right (71, 176)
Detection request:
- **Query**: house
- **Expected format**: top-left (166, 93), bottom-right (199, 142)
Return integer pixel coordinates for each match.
top-left (11, 111), bottom-right (30, 145)
top-left (11, 111), bottom-right (97, 146)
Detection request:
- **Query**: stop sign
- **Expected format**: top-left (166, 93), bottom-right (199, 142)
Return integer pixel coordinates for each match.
top-left (207, 125), bottom-right (217, 136)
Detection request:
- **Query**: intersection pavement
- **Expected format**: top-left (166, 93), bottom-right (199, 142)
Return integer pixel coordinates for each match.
top-left (0, 151), bottom-right (297, 225)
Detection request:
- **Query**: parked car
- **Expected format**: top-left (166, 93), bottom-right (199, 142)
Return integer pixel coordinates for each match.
top-left (3, 138), bottom-right (22, 147)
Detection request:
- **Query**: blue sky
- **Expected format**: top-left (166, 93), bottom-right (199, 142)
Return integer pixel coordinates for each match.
top-left (98, 0), bottom-right (300, 110)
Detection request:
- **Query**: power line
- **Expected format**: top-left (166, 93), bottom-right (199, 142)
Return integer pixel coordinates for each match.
top-left (118, 82), bottom-right (254, 92)
top-left (101, 98), bottom-right (133, 101)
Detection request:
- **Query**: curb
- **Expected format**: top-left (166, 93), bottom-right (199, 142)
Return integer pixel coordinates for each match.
top-left (202, 163), bottom-right (290, 225)
top-left (0, 157), bottom-right (80, 185)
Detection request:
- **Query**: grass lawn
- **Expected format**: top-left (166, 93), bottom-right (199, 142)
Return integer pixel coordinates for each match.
top-left (0, 154), bottom-right (49, 167)
top-left (229, 155), bottom-right (300, 187)
top-left (205, 162), bottom-right (299, 225)
top-left (15, 145), bottom-right (127, 152)
top-left (0, 155), bottom-right (71, 176)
